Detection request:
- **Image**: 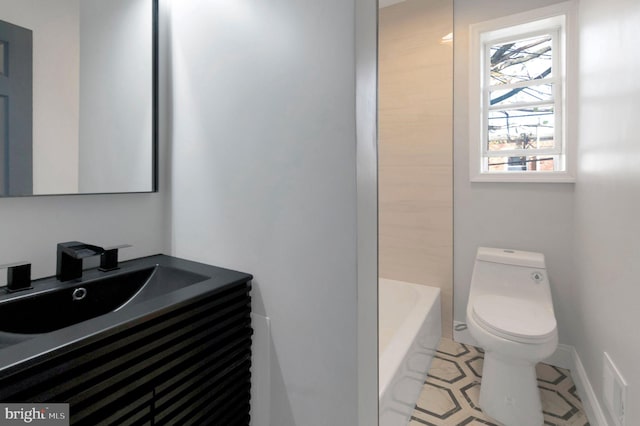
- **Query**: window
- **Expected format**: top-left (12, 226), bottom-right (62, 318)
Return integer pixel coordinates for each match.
top-left (469, 2), bottom-right (577, 182)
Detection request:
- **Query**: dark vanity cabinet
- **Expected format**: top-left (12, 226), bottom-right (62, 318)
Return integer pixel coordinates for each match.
top-left (0, 279), bottom-right (252, 425)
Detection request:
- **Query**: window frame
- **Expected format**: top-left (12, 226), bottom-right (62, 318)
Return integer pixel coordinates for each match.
top-left (468, 1), bottom-right (578, 183)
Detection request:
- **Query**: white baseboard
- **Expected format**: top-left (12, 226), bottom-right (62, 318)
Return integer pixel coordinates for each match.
top-left (250, 313), bottom-right (271, 426)
top-left (570, 346), bottom-right (609, 426)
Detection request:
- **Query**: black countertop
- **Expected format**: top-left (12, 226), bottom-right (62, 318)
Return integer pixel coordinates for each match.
top-left (0, 254), bottom-right (252, 377)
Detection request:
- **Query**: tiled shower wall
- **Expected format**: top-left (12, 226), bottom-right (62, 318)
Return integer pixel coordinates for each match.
top-left (379, 0), bottom-right (453, 337)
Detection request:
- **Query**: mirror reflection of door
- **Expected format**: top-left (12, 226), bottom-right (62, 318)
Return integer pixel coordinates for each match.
top-left (0, 19), bottom-right (32, 196)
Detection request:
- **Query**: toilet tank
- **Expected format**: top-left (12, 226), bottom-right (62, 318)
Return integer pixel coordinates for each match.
top-left (470, 247), bottom-right (553, 305)
top-left (476, 247), bottom-right (546, 268)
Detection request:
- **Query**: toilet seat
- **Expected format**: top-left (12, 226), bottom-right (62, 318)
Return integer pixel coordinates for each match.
top-left (471, 295), bottom-right (556, 344)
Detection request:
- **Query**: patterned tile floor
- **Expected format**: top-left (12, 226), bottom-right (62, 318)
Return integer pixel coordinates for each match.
top-left (409, 339), bottom-right (590, 426)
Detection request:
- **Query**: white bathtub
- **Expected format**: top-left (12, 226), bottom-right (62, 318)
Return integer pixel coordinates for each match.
top-left (379, 278), bottom-right (442, 426)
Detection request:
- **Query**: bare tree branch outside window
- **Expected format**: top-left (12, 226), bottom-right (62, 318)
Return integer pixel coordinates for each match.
top-left (486, 34), bottom-right (556, 171)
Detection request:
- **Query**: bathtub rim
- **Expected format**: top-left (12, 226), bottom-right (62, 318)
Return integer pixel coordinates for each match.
top-left (378, 278), bottom-right (441, 400)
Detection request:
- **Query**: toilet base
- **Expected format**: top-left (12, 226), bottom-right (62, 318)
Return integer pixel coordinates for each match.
top-left (479, 351), bottom-right (543, 426)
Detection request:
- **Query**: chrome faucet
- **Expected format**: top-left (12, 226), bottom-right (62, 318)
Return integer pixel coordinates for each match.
top-left (56, 241), bottom-right (105, 282)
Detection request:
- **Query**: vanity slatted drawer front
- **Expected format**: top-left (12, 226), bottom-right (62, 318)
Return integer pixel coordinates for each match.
top-left (0, 281), bottom-right (252, 426)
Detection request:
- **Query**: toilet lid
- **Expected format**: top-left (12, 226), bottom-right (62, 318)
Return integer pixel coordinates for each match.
top-left (472, 295), bottom-right (556, 343)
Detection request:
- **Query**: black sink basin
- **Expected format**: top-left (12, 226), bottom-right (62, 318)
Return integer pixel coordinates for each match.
top-left (0, 264), bottom-right (209, 334)
top-left (0, 254), bottom-right (253, 426)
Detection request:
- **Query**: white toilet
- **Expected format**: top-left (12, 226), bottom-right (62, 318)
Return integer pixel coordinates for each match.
top-left (466, 247), bottom-right (558, 426)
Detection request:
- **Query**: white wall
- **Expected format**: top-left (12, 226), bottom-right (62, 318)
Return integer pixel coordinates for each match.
top-left (0, 0), bottom-right (80, 194)
top-left (356, 0), bottom-right (379, 424)
top-left (0, 194), bottom-right (167, 283)
top-left (79, 0), bottom-right (153, 193)
top-left (573, 0), bottom-right (640, 423)
top-left (169, 1), bottom-right (375, 425)
top-left (453, 0), bottom-right (579, 346)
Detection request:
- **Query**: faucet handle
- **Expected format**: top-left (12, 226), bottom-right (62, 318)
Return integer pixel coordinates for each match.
top-left (99, 244), bottom-right (132, 272)
top-left (0, 261), bottom-right (32, 293)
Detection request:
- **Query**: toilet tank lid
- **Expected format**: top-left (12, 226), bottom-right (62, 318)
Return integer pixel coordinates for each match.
top-left (476, 247), bottom-right (546, 268)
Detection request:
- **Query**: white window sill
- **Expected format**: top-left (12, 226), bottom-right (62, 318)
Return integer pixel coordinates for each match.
top-left (470, 172), bottom-right (576, 183)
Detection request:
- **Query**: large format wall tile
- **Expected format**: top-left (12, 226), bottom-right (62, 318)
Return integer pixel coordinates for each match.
top-left (379, 0), bottom-right (454, 338)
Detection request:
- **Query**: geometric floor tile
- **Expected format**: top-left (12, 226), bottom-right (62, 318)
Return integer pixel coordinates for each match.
top-left (414, 382), bottom-right (461, 419)
top-left (428, 357), bottom-right (466, 384)
top-left (465, 356), bottom-right (484, 379)
top-left (409, 338), bottom-right (590, 426)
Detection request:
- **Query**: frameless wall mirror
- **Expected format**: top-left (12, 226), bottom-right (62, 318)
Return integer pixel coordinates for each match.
top-left (0, 0), bottom-right (157, 197)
